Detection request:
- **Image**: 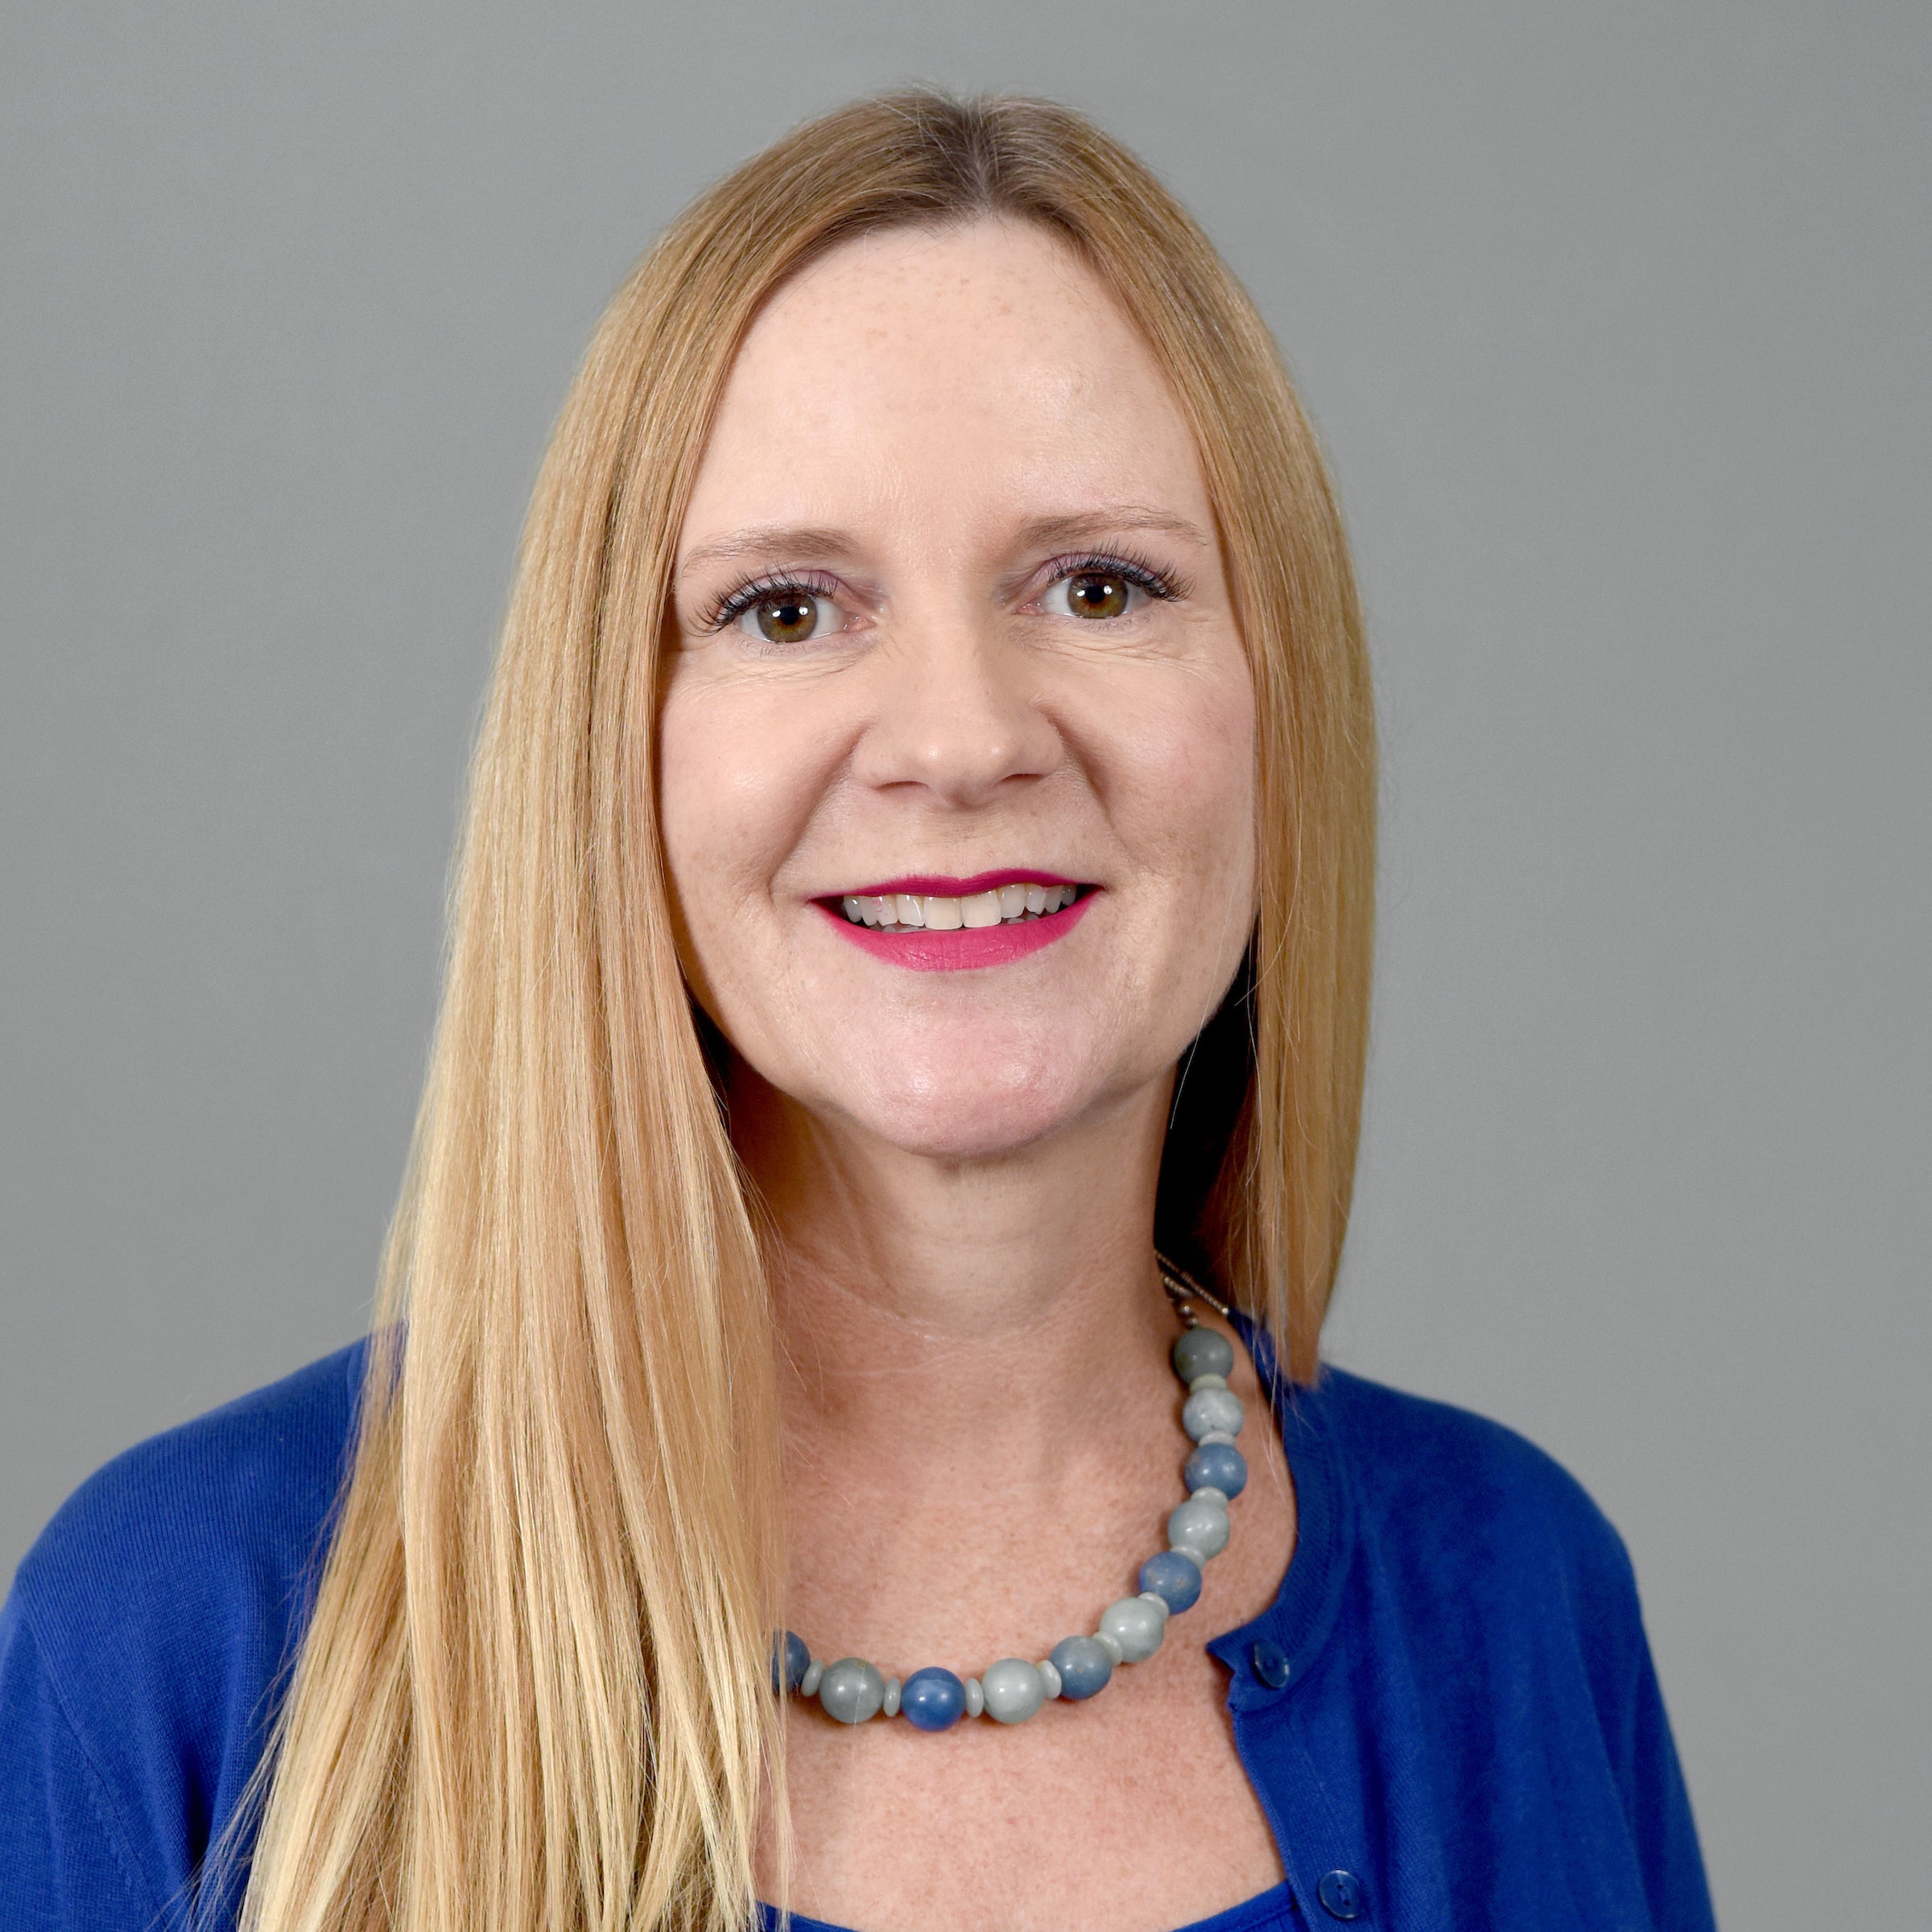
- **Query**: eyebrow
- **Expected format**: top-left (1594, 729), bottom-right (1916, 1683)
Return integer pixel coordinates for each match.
top-left (1009, 506), bottom-right (1214, 553)
top-left (675, 506), bottom-right (1214, 580)
top-left (676, 525), bottom-right (856, 578)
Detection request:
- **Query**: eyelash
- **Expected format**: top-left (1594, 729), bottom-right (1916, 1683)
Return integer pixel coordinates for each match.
top-left (698, 548), bottom-right (1189, 635)
top-left (1041, 548), bottom-right (1188, 607)
top-left (701, 568), bottom-right (845, 634)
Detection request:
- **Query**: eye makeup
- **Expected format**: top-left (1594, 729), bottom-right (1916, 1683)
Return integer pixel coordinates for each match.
top-left (1032, 547), bottom-right (1189, 609)
top-left (691, 543), bottom-right (1191, 643)
top-left (700, 567), bottom-right (849, 636)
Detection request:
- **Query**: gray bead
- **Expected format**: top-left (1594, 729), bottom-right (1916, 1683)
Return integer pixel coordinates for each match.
top-left (1191, 1486), bottom-right (1229, 1509)
top-left (882, 1676), bottom-right (902, 1718)
top-left (1183, 1386), bottom-right (1245, 1442)
top-left (799, 1658), bottom-right (823, 1698)
top-left (981, 1658), bottom-right (1046, 1724)
top-left (1092, 1630), bottom-right (1124, 1665)
top-left (1037, 1657), bottom-right (1063, 1699)
top-left (964, 1676), bottom-right (985, 1719)
top-left (1196, 1429), bottom-right (1239, 1448)
top-left (1050, 1634), bottom-right (1116, 1699)
top-left (1139, 1591), bottom-right (1173, 1619)
top-left (815, 1657), bottom-right (886, 1724)
top-left (1187, 1372), bottom-right (1228, 1391)
top-left (1172, 1327), bottom-right (1236, 1383)
top-left (1099, 1595), bottom-right (1166, 1663)
top-left (1168, 1495), bottom-right (1231, 1560)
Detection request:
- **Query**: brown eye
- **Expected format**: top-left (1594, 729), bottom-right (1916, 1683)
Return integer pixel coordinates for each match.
top-left (1064, 570), bottom-right (1131, 619)
top-left (740, 589), bottom-right (836, 644)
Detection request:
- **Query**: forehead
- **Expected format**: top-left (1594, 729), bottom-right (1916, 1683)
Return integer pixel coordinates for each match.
top-left (682, 217), bottom-right (1209, 545)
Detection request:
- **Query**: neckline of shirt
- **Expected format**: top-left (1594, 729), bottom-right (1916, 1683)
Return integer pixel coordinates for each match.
top-left (1204, 1310), bottom-right (1356, 1715)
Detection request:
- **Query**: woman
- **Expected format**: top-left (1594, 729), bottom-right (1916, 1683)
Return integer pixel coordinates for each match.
top-left (0, 93), bottom-right (1715, 1932)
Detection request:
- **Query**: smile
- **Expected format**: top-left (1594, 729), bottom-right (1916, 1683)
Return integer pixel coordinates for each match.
top-left (839, 881), bottom-right (1081, 931)
top-left (817, 871), bottom-right (1095, 972)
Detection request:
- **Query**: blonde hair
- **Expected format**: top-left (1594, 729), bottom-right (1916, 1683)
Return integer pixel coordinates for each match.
top-left (235, 90), bottom-right (1374, 1932)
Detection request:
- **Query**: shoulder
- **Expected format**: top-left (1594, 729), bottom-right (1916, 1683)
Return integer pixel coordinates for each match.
top-left (1306, 1365), bottom-right (1642, 1634)
top-left (1, 1342), bottom-right (369, 1918)
top-left (14, 1339), bottom-right (369, 1659)
top-left (1279, 1368), bottom-right (1715, 1926)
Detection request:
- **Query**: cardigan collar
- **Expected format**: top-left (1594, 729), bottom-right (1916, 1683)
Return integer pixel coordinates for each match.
top-left (1208, 1311), bottom-right (1357, 1714)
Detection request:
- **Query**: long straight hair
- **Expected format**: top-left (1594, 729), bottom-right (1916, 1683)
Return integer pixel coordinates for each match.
top-left (237, 91), bottom-right (1375, 1932)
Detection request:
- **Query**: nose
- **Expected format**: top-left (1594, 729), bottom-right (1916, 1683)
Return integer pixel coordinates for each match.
top-left (850, 615), bottom-right (1061, 808)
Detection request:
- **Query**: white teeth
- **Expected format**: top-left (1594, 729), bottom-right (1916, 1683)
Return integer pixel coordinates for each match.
top-left (840, 883), bottom-right (1081, 930)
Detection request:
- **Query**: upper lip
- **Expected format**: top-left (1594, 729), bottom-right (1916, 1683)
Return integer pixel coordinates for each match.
top-left (833, 869), bottom-right (1084, 898)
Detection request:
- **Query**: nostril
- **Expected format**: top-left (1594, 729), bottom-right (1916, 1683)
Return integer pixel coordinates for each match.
top-left (850, 660), bottom-right (1064, 802)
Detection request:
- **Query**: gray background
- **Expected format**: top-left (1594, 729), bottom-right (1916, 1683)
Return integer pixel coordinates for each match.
top-left (3, 3), bottom-right (1926, 1925)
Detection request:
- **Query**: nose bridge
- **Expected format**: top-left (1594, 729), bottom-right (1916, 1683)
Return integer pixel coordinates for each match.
top-left (857, 602), bottom-right (1057, 804)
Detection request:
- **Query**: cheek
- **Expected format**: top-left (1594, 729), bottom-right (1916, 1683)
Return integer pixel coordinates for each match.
top-left (1113, 665), bottom-right (1258, 911)
top-left (656, 677), bottom-right (826, 966)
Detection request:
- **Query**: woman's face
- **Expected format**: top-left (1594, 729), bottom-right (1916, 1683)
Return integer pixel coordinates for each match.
top-left (660, 218), bottom-right (1256, 1161)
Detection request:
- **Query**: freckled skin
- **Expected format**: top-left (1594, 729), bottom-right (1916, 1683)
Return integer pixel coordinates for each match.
top-left (663, 221), bottom-right (1257, 1161)
top-left (660, 221), bottom-right (1294, 1932)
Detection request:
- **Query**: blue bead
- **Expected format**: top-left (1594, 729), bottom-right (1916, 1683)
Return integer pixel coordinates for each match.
top-left (1138, 1549), bottom-right (1203, 1613)
top-left (1049, 1635), bottom-right (1115, 1700)
top-left (770, 1629), bottom-right (810, 1695)
top-left (1185, 1441), bottom-right (1248, 1501)
top-left (899, 1666), bottom-right (967, 1732)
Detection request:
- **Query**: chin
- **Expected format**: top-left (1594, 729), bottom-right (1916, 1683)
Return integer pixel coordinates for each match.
top-left (847, 1058), bottom-right (1100, 1162)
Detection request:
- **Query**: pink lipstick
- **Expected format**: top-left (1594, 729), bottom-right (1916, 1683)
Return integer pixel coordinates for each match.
top-left (817, 871), bottom-right (1095, 973)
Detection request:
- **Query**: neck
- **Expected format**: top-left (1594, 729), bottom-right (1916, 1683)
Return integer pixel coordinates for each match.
top-left (729, 1066), bottom-right (1177, 1468)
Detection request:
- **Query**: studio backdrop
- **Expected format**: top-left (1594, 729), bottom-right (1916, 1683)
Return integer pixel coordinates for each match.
top-left (3, 6), bottom-right (1926, 1928)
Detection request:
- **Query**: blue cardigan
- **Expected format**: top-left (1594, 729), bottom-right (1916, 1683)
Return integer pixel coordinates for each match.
top-left (0, 1321), bottom-right (1716, 1931)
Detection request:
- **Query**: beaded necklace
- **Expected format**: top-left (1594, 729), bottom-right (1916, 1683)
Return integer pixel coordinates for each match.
top-left (770, 1257), bottom-right (1248, 1731)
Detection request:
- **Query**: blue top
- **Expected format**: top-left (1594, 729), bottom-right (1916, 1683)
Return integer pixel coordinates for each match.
top-left (0, 1319), bottom-right (1716, 1931)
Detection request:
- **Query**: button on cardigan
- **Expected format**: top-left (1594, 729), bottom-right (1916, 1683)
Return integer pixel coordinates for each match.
top-left (0, 1319), bottom-right (1716, 1930)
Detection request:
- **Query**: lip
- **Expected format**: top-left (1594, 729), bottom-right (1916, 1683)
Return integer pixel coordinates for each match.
top-left (816, 888), bottom-right (1096, 972)
top-left (842, 869), bottom-right (1081, 898)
